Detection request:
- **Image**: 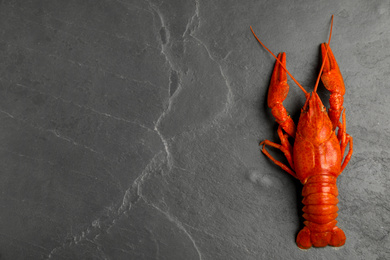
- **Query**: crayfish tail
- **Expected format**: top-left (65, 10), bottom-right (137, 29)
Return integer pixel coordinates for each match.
top-left (296, 227), bottom-right (312, 249)
top-left (296, 175), bottom-right (345, 248)
top-left (297, 223), bottom-right (346, 249)
top-left (329, 226), bottom-right (346, 247)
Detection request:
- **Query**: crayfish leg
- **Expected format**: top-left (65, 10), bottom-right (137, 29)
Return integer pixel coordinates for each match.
top-left (259, 139), bottom-right (296, 179)
top-left (338, 110), bottom-right (353, 172)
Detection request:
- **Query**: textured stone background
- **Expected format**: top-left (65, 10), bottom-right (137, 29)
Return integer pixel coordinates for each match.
top-left (0, 0), bottom-right (389, 259)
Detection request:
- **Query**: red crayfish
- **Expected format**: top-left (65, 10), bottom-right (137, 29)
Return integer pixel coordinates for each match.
top-left (250, 16), bottom-right (353, 249)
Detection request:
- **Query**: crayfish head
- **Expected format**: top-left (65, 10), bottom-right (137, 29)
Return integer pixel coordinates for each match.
top-left (297, 92), bottom-right (333, 143)
top-left (303, 92), bottom-right (327, 117)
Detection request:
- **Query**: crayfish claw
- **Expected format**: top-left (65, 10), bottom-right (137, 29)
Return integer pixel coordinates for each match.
top-left (320, 43), bottom-right (345, 95)
top-left (267, 52), bottom-right (296, 138)
top-left (320, 43), bottom-right (345, 130)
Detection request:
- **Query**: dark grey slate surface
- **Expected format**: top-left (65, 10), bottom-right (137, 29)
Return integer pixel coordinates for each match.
top-left (0, 0), bottom-right (389, 259)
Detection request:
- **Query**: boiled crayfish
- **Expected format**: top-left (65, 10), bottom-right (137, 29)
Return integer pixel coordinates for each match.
top-left (250, 16), bottom-right (353, 249)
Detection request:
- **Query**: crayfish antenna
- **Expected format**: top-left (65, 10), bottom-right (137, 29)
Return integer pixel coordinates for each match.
top-left (313, 15), bottom-right (334, 93)
top-left (250, 26), bottom-right (308, 95)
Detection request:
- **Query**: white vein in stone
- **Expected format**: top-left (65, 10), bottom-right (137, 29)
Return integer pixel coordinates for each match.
top-left (0, 109), bottom-right (15, 119)
top-left (48, 129), bottom-right (99, 154)
top-left (191, 34), bottom-right (234, 118)
top-left (12, 83), bottom-right (154, 132)
top-left (183, 0), bottom-right (200, 37)
top-left (146, 0), bottom-right (186, 170)
top-left (46, 151), bottom-right (165, 259)
top-left (144, 199), bottom-right (203, 260)
top-left (118, 151), bottom-right (164, 214)
top-left (184, 0), bottom-right (234, 128)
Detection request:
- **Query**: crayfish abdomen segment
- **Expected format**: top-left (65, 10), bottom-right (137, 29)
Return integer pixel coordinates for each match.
top-left (296, 175), bottom-right (346, 249)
